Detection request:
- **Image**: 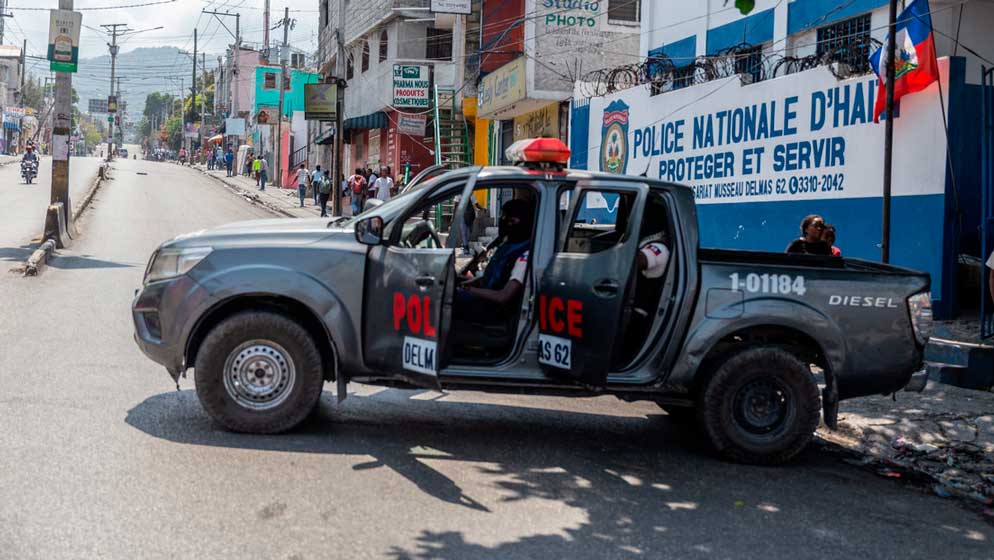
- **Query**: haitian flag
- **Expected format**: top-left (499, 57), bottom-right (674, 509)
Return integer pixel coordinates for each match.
top-left (868, 0), bottom-right (939, 122)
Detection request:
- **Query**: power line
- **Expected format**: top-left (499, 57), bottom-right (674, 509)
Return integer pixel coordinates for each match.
top-left (7, 0), bottom-right (176, 10)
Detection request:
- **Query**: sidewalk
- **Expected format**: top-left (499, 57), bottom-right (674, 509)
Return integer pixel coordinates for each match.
top-left (819, 382), bottom-right (994, 516)
top-left (194, 165), bottom-right (330, 219)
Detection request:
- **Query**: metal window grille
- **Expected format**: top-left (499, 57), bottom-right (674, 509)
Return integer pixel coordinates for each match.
top-left (608, 0), bottom-right (640, 23)
top-left (816, 14), bottom-right (873, 74)
top-left (672, 65), bottom-right (695, 90)
top-left (735, 45), bottom-right (764, 83)
top-left (426, 28), bottom-right (453, 61)
top-left (379, 30), bottom-right (389, 63)
top-left (263, 72), bottom-right (277, 89)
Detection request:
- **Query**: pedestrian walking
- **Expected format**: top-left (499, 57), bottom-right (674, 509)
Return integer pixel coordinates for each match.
top-left (823, 224), bottom-right (842, 257)
top-left (215, 146), bottom-right (223, 168)
top-left (207, 149), bottom-right (214, 170)
top-left (785, 214), bottom-right (831, 255)
top-left (244, 154), bottom-right (253, 177)
top-left (224, 148), bottom-right (234, 177)
top-left (371, 168), bottom-right (393, 202)
top-left (311, 166), bottom-right (321, 206)
top-left (257, 156), bottom-right (268, 190)
top-left (315, 166), bottom-right (332, 217)
top-left (348, 169), bottom-right (366, 217)
top-left (252, 156), bottom-right (261, 183)
top-left (295, 162), bottom-right (310, 207)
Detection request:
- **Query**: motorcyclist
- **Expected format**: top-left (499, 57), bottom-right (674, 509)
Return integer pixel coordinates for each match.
top-left (22, 143), bottom-right (37, 163)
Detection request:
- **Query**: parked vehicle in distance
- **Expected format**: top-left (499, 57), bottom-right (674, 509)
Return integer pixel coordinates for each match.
top-left (133, 138), bottom-right (932, 464)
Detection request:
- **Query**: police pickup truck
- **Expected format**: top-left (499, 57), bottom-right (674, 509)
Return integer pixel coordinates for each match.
top-left (133, 138), bottom-right (932, 464)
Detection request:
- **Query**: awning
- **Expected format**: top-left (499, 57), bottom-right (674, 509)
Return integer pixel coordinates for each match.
top-left (344, 111), bottom-right (388, 130)
top-left (3, 121), bottom-right (19, 131)
top-left (207, 134), bottom-right (224, 144)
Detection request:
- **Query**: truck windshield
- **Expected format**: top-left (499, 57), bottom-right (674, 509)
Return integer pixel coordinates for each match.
top-left (341, 178), bottom-right (437, 227)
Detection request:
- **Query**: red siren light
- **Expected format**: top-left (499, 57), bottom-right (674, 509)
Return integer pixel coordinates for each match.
top-left (505, 137), bottom-right (572, 166)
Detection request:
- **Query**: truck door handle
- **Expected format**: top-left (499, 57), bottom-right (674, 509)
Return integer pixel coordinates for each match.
top-left (415, 275), bottom-right (436, 288)
top-left (593, 279), bottom-right (619, 296)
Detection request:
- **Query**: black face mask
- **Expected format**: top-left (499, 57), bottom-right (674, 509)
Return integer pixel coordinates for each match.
top-left (499, 215), bottom-right (528, 242)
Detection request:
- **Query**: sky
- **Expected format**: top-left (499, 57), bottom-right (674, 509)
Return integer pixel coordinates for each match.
top-left (10, 0), bottom-right (320, 79)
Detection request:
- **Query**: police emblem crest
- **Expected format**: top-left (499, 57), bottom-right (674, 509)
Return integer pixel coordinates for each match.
top-left (600, 100), bottom-right (629, 174)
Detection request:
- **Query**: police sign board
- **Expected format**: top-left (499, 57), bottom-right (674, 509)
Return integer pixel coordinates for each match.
top-left (577, 61), bottom-right (952, 303)
top-left (47, 9), bottom-right (82, 73)
top-left (393, 65), bottom-right (430, 108)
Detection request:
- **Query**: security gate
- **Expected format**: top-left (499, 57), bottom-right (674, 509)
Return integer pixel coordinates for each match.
top-left (981, 66), bottom-right (994, 338)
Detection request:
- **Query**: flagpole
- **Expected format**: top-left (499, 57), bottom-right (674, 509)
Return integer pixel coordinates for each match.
top-left (881, 0), bottom-right (899, 263)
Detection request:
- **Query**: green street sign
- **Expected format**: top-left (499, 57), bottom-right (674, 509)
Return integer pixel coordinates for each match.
top-left (107, 116), bottom-right (114, 122)
top-left (50, 61), bottom-right (77, 73)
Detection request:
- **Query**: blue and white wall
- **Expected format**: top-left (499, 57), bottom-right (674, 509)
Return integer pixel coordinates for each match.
top-left (571, 59), bottom-right (958, 311)
top-left (639, 0), bottom-right (994, 84)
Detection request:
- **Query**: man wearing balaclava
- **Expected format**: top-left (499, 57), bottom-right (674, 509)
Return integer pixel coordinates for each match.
top-left (459, 198), bottom-right (534, 307)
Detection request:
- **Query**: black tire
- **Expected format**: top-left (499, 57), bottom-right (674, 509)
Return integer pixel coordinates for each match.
top-left (699, 347), bottom-right (820, 465)
top-left (194, 311), bottom-right (324, 433)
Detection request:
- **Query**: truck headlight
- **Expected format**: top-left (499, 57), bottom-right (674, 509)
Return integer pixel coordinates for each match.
top-left (144, 247), bottom-right (212, 284)
top-left (907, 291), bottom-right (933, 346)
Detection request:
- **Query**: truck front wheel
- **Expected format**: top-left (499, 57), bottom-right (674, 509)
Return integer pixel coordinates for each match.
top-left (194, 311), bottom-right (324, 433)
top-left (699, 347), bottom-right (820, 465)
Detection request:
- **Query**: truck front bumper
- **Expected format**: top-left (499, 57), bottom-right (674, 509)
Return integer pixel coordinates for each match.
top-left (132, 275), bottom-right (211, 381)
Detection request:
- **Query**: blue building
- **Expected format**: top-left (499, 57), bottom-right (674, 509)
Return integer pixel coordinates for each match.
top-left (569, 0), bottom-right (994, 318)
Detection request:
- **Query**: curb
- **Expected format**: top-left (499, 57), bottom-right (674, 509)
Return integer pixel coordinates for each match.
top-left (20, 162), bottom-right (109, 277)
top-left (23, 239), bottom-right (57, 276)
top-left (193, 166), bottom-right (298, 219)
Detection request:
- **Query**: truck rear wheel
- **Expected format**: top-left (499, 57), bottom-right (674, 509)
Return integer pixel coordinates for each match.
top-left (194, 311), bottom-right (324, 433)
top-left (699, 347), bottom-right (820, 465)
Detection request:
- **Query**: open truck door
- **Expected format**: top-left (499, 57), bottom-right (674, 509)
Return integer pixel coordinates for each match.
top-left (536, 180), bottom-right (649, 386)
top-left (360, 173), bottom-right (480, 389)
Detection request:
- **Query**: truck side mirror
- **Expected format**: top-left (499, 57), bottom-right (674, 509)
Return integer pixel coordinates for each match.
top-left (355, 216), bottom-right (384, 246)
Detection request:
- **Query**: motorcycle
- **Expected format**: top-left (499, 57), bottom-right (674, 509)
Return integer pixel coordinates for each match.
top-left (21, 160), bottom-right (37, 184)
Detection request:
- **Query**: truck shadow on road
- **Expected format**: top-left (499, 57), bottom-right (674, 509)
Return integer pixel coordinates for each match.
top-left (125, 389), bottom-right (992, 559)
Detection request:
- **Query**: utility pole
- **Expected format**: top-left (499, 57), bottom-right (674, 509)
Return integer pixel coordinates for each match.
top-left (49, 0), bottom-right (74, 235)
top-left (0, 0), bottom-right (12, 44)
top-left (201, 51), bottom-right (207, 132)
top-left (202, 9), bottom-right (240, 142)
top-left (101, 23), bottom-right (127, 161)
top-left (881, 0), bottom-right (897, 263)
top-left (263, 0), bottom-right (271, 58)
top-left (275, 6), bottom-right (289, 188)
top-left (192, 27), bottom-right (198, 163)
top-left (334, 0), bottom-right (346, 216)
top-left (17, 38), bottom-right (24, 152)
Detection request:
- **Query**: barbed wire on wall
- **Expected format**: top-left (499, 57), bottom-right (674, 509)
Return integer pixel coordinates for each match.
top-left (576, 36), bottom-right (883, 99)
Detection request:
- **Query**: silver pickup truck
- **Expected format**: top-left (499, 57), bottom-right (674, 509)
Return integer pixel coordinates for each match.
top-left (133, 147), bottom-right (932, 465)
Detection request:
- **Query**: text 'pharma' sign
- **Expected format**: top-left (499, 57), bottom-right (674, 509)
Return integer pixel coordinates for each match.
top-left (587, 65), bottom-right (947, 205)
top-left (393, 65), bottom-right (431, 108)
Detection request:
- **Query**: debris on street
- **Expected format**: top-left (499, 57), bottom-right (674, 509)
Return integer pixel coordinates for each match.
top-left (819, 381), bottom-right (994, 514)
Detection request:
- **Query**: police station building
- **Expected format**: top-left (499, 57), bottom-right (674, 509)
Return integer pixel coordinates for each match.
top-left (568, 0), bottom-right (994, 318)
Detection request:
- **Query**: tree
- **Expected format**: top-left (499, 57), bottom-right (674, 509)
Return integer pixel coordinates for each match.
top-left (20, 78), bottom-right (44, 112)
top-left (727, 0), bottom-right (755, 14)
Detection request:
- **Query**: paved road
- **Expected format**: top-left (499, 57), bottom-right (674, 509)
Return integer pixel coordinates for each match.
top-left (0, 155), bottom-right (104, 264)
top-left (0, 159), bottom-right (991, 559)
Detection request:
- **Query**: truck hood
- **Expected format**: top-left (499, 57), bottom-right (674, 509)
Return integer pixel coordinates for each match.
top-left (162, 217), bottom-right (354, 249)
